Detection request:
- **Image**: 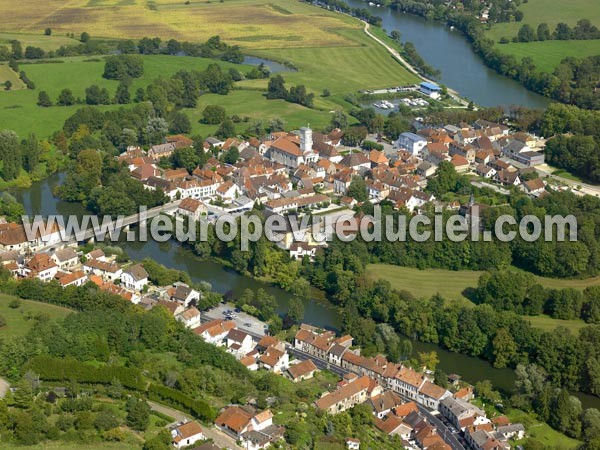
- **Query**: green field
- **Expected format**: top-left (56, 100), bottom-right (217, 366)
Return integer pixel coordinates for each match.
top-left (366, 264), bottom-right (483, 305)
top-left (495, 40), bottom-right (600, 72)
top-left (0, 294), bottom-right (72, 338)
top-left (366, 264), bottom-right (600, 333)
top-left (0, 64), bottom-right (25, 90)
top-left (486, 0), bottom-right (600, 42)
top-left (0, 55), bottom-right (252, 138)
top-left (0, 444), bottom-right (134, 450)
top-left (0, 0), bottom-right (418, 138)
top-left (507, 409), bottom-right (582, 449)
top-left (0, 32), bottom-right (79, 52)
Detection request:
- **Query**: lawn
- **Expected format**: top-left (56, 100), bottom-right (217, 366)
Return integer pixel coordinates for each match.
top-left (494, 40), bottom-right (600, 72)
top-left (366, 264), bottom-right (600, 333)
top-left (246, 26), bottom-right (419, 96)
top-left (185, 89), bottom-right (334, 137)
top-left (0, 294), bottom-right (72, 339)
top-left (366, 264), bottom-right (482, 305)
top-left (0, 55), bottom-right (254, 138)
top-left (0, 64), bottom-right (25, 90)
top-left (507, 409), bottom-right (582, 450)
top-left (0, 444), bottom-right (135, 450)
top-left (485, 0), bottom-right (600, 42)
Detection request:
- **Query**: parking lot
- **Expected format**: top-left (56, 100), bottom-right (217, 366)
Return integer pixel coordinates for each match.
top-left (203, 303), bottom-right (267, 338)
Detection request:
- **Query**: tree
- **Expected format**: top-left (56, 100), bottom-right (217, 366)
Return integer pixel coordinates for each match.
top-left (537, 23), bottom-right (550, 41)
top-left (80, 32), bottom-right (90, 43)
top-left (514, 10), bottom-right (524, 21)
top-left (330, 110), bottom-right (349, 130)
top-left (491, 328), bottom-right (517, 368)
top-left (202, 105), bottom-right (227, 124)
top-left (418, 351), bottom-right (439, 371)
top-left (268, 118), bottom-right (286, 133)
top-left (21, 133), bottom-right (40, 172)
top-left (44, 28), bottom-right (52, 36)
top-left (10, 40), bottom-right (22, 59)
top-left (126, 398), bottom-right (150, 431)
top-left (286, 296), bottom-right (305, 325)
top-left (474, 380), bottom-right (501, 404)
top-left (172, 147), bottom-right (199, 172)
top-left (24, 46), bottom-right (44, 59)
top-left (266, 75), bottom-right (288, 100)
top-left (4, 80), bottom-right (11, 91)
top-left (37, 90), bottom-right (52, 107)
top-left (288, 84), bottom-right (314, 107)
top-left (342, 126), bottom-right (367, 147)
top-left (0, 130), bottom-right (21, 180)
top-left (114, 80), bottom-right (131, 104)
top-left (215, 118), bottom-right (235, 139)
top-left (169, 111), bottom-right (191, 134)
top-left (517, 24), bottom-right (536, 42)
top-left (222, 145), bottom-right (239, 164)
top-left (57, 88), bottom-right (75, 106)
top-left (103, 55), bottom-right (144, 80)
top-left (85, 84), bottom-right (110, 105)
top-left (347, 176), bottom-right (368, 202)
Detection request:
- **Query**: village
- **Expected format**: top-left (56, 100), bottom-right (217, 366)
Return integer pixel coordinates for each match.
top-left (0, 115), bottom-right (561, 450)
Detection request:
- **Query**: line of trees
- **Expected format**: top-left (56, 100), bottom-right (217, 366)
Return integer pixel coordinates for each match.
top-left (267, 75), bottom-right (315, 107)
top-left (511, 19), bottom-right (600, 43)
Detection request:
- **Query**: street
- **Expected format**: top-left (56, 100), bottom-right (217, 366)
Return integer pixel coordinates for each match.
top-left (148, 400), bottom-right (240, 449)
top-left (288, 347), bottom-right (466, 450)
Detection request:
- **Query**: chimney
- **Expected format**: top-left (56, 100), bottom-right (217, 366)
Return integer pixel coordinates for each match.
top-left (300, 126), bottom-right (313, 154)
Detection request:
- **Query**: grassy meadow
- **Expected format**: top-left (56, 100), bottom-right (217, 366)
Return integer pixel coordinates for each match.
top-left (495, 40), bottom-right (600, 72)
top-left (485, 0), bottom-right (600, 42)
top-left (366, 263), bottom-right (600, 333)
top-left (0, 294), bottom-right (72, 339)
top-left (0, 32), bottom-right (79, 52)
top-left (0, 64), bottom-right (25, 90)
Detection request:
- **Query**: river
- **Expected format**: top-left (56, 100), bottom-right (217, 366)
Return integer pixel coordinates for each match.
top-left (13, 174), bottom-right (600, 408)
top-left (344, 0), bottom-right (550, 109)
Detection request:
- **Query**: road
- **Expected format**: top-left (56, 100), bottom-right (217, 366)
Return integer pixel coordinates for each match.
top-left (199, 307), bottom-right (465, 450)
top-left (288, 347), bottom-right (466, 450)
top-left (362, 22), bottom-right (469, 107)
top-left (149, 400), bottom-right (240, 449)
top-left (0, 377), bottom-right (9, 398)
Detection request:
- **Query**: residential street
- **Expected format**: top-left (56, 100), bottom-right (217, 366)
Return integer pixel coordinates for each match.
top-left (148, 400), bottom-right (240, 449)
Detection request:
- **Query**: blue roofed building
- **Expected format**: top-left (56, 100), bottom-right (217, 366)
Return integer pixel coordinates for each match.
top-left (419, 82), bottom-right (442, 99)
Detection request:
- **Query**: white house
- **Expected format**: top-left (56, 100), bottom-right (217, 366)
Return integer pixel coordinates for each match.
top-left (193, 319), bottom-right (236, 345)
top-left (395, 132), bottom-right (427, 156)
top-left (226, 329), bottom-right (255, 359)
top-left (50, 247), bottom-right (79, 270)
top-left (120, 263), bottom-right (149, 291)
top-left (171, 284), bottom-right (201, 307)
top-left (171, 421), bottom-right (204, 449)
top-left (176, 307), bottom-right (202, 329)
top-left (83, 259), bottom-right (122, 282)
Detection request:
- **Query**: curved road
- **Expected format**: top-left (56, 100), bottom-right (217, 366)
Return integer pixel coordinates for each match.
top-left (362, 22), bottom-right (469, 106)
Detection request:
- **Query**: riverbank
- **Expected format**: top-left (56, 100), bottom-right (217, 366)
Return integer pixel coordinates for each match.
top-left (10, 175), bottom-right (600, 411)
top-left (343, 0), bottom-right (550, 109)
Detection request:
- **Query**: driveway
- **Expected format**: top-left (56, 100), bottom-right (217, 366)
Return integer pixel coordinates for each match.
top-left (0, 378), bottom-right (9, 398)
top-left (148, 400), bottom-right (240, 449)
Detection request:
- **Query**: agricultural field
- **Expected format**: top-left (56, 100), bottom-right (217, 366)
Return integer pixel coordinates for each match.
top-left (0, 55), bottom-right (254, 137)
top-left (366, 264), bottom-right (600, 333)
top-left (0, 0), bottom-right (417, 139)
top-left (0, 294), bottom-right (72, 339)
top-left (485, 0), bottom-right (600, 42)
top-left (494, 40), bottom-right (600, 72)
top-left (0, 64), bottom-right (25, 90)
top-left (0, 32), bottom-right (78, 52)
top-left (0, 0), bottom-right (357, 50)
